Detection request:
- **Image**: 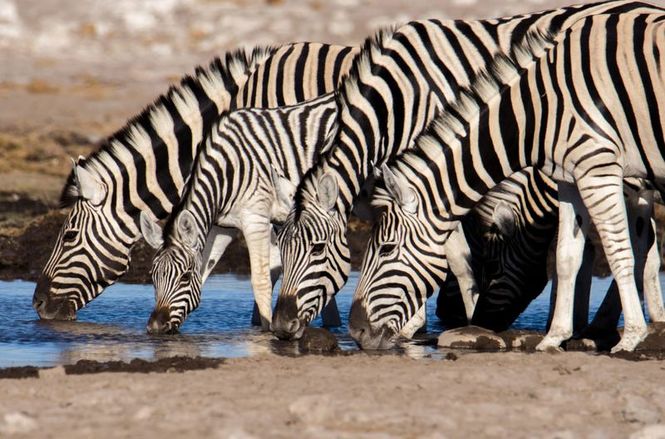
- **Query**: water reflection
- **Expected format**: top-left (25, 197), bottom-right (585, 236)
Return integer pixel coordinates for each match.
top-left (0, 273), bottom-right (630, 367)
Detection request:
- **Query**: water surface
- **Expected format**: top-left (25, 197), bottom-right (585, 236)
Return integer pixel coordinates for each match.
top-left (0, 272), bottom-right (636, 367)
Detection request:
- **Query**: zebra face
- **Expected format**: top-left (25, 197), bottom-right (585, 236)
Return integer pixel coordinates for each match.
top-left (143, 211), bottom-right (203, 334)
top-left (33, 165), bottom-right (132, 320)
top-left (350, 168), bottom-right (448, 349)
top-left (147, 245), bottom-right (202, 335)
top-left (273, 195), bottom-right (351, 340)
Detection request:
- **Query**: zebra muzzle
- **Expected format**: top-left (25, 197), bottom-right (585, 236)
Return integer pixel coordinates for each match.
top-left (146, 308), bottom-right (178, 335)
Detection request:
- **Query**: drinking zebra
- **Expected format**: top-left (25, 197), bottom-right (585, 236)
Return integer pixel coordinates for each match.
top-left (349, 10), bottom-right (665, 352)
top-left (32, 43), bottom-right (357, 321)
top-left (273, 1), bottom-right (662, 339)
top-left (139, 93), bottom-right (339, 332)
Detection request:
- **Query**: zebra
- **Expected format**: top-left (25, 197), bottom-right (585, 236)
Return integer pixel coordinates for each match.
top-left (272, 1), bottom-right (663, 340)
top-left (348, 10), bottom-right (665, 353)
top-left (138, 93), bottom-right (339, 333)
top-left (32, 42), bottom-right (358, 321)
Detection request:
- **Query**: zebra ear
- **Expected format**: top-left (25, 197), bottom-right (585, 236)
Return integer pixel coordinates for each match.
top-left (139, 211), bottom-right (163, 249)
top-left (75, 165), bottom-right (106, 205)
top-left (316, 173), bottom-right (338, 211)
top-left (492, 201), bottom-right (516, 237)
top-left (176, 211), bottom-right (198, 249)
top-left (381, 164), bottom-right (418, 214)
top-left (270, 166), bottom-right (297, 216)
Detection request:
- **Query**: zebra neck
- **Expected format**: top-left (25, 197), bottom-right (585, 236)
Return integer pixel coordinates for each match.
top-left (75, 49), bottom-right (277, 241)
top-left (401, 37), bottom-right (556, 228)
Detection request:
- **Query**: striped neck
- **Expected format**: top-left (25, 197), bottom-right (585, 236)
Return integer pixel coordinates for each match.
top-left (60, 47), bottom-right (276, 240)
top-left (394, 30), bottom-right (558, 229)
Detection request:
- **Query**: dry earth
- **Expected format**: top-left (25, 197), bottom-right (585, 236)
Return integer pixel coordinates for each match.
top-left (3, 353), bottom-right (665, 438)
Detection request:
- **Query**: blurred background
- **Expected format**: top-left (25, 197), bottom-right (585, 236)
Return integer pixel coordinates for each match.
top-left (0, 0), bottom-right (640, 282)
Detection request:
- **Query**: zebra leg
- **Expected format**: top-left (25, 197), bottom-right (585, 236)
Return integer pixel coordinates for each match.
top-left (243, 217), bottom-right (276, 330)
top-left (572, 239), bottom-right (593, 335)
top-left (444, 224), bottom-right (478, 322)
top-left (576, 174), bottom-right (647, 353)
top-left (200, 225), bottom-right (235, 282)
top-left (631, 190), bottom-right (665, 322)
top-left (537, 182), bottom-right (588, 351)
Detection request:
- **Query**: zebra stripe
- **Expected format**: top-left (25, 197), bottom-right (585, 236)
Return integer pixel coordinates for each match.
top-left (350, 10), bottom-right (665, 352)
top-left (140, 93), bottom-right (339, 333)
top-left (274, 1), bottom-right (660, 339)
top-left (32, 43), bottom-right (358, 320)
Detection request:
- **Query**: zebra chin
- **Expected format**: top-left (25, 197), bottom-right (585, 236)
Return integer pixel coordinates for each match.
top-left (348, 301), bottom-right (397, 350)
top-left (146, 308), bottom-right (181, 335)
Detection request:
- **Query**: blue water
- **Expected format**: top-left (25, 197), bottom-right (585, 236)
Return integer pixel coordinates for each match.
top-left (0, 272), bottom-right (636, 367)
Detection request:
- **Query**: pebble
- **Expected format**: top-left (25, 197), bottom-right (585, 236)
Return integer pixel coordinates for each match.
top-left (0, 412), bottom-right (37, 435)
top-left (298, 328), bottom-right (339, 354)
top-left (437, 326), bottom-right (506, 351)
top-left (133, 406), bottom-right (153, 421)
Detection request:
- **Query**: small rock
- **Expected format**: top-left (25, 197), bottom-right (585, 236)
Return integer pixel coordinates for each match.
top-left (133, 406), bottom-right (153, 421)
top-left (437, 326), bottom-right (506, 351)
top-left (623, 395), bottom-right (662, 424)
top-left (298, 328), bottom-right (339, 353)
top-left (630, 424), bottom-right (665, 439)
top-left (0, 412), bottom-right (37, 434)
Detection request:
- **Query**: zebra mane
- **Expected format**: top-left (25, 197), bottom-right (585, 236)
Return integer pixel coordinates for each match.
top-left (406, 28), bottom-right (555, 168)
top-left (334, 25), bottom-right (399, 114)
top-left (291, 26), bottom-right (399, 218)
top-left (59, 45), bottom-right (278, 208)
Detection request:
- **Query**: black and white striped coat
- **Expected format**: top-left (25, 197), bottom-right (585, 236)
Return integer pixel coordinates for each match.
top-left (139, 93), bottom-right (338, 332)
top-left (273, 1), bottom-right (660, 340)
top-left (32, 43), bottom-right (357, 320)
top-left (350, 10), bottom-right (665, 352)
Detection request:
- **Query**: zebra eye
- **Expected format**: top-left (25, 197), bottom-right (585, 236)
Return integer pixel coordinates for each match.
top-left (379, 243), bottom-right (397, 257)
top-left (63, 230), bottom-right (78, 243)
top-left (181, 272), bottom-right (191, 283)
top-left (311, 242), bottom-right (326, 257)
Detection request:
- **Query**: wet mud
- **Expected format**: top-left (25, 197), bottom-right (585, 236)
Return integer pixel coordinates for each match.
top-left (0, 356), bottom-right (224, 380)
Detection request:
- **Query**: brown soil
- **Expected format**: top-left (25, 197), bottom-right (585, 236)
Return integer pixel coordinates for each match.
top-left (2, 352), bottom-right (665, 438)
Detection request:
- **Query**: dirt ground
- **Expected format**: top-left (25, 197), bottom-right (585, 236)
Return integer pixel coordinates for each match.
top-left (2, 352), bottom-right (665, 438)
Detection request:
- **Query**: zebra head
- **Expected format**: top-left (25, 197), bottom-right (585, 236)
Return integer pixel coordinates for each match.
top-left (141, 211), bottom-right (203, 334)
top-left (349, 165), bottom-right (448, 349)
top-left (272, 173), bottom-right (350, 340)
top-left (33, 162), bottom-right (132, 320)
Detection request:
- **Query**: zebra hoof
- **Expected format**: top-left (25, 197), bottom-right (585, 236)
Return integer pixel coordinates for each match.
top-left (610, 328), bottom-right (648, 353)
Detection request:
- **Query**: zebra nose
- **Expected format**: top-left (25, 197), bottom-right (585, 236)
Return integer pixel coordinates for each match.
top-left (146, 308), bottom-right (173, 334)
top-left (348, 300), bottom-right (372, 347)
top-left (272, 295), bottom-right (304, 340)
top-left (272, 316), bottom-right (302, 340)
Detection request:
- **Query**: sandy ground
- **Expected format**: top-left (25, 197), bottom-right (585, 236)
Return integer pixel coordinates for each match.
top-left (2, 352), bottom-right (665, 438)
